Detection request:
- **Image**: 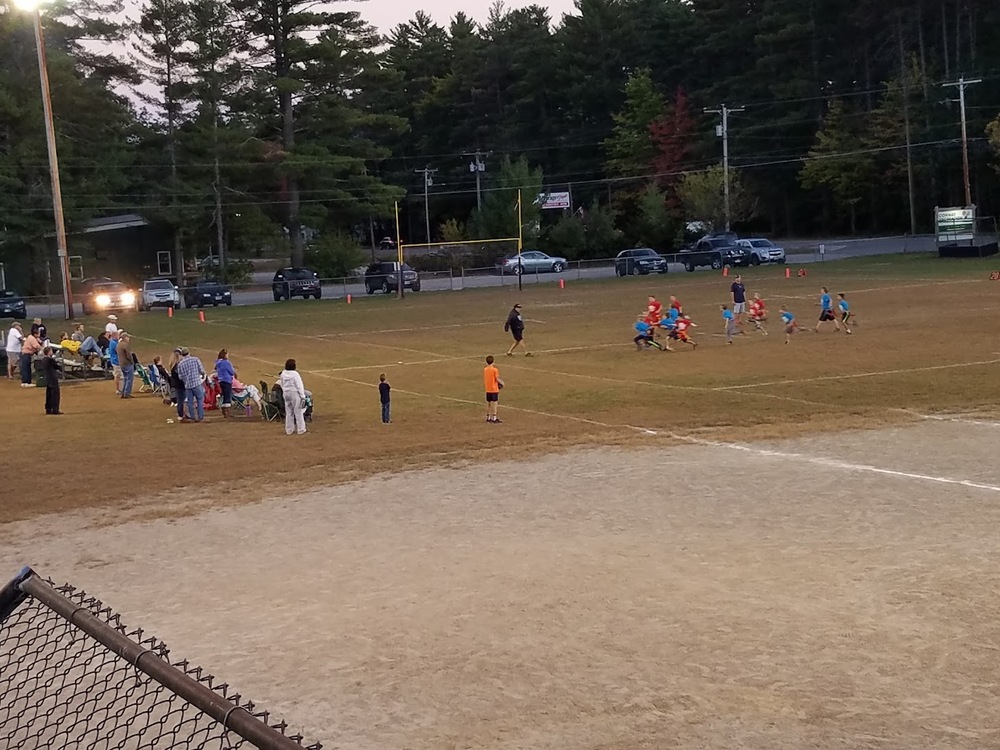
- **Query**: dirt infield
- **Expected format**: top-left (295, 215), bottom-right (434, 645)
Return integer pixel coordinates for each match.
top-left (3, 419), bottom-right (999, 749)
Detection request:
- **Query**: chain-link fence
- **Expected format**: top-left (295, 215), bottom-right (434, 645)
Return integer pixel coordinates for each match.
top-left (0, 568), bottom-right (321, 750)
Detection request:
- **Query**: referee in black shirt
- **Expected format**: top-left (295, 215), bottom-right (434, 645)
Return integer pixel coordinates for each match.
top-left (504, 304), bottom-right (531, 357)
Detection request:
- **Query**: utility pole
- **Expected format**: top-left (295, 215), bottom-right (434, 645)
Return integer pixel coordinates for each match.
top-left (465, 151), bottom-right (489, 210)
top-left (942, 76), bottom-right (981, 206)
top-left (704, 103), bottom-right (745, 232)
top-left (414, 166), bottom-right (437, 244)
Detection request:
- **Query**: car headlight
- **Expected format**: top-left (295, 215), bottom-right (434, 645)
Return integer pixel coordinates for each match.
top-left (95, 294), bottom-right (111, 307)
top-left (121, 292), bottom-right (136, 305)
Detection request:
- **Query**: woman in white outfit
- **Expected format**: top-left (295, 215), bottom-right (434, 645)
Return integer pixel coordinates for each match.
top-left (278, 358), bottom-right (307, 435)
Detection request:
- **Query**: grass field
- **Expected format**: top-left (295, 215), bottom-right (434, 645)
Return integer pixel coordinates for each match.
top-left (4, 252), bottom-right (1000, 524)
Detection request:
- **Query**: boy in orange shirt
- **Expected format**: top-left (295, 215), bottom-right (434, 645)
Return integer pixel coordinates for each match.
top-left (484, 355), bottom-right (504, 423)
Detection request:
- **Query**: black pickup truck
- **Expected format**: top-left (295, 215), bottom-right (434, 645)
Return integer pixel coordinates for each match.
top-left (678, 237), bottom-right (752, 272)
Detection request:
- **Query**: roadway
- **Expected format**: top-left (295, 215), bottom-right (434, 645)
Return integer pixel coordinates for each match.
top-left (18, 234), bottom-right (938, 320)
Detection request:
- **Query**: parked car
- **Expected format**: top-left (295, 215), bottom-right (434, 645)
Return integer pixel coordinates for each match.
top-left (495, 250), bottom-right (568, 275)
top-left (0, 289), bottom-right (27, 319)
top-left (272, 267), bottom-right (322, 301)
top-left (79, 278), bottom-right (138, 315)
top-left (183, 278), bottom-right (233, 308)
top-left (139, 278), bottom-right (180, 311)
top-left (615, 248), bottom-right (668, 276)
top-left (365, 262), bottom-right (420, 294)
top-left (677, 238), bottom-right (751, 272)
top-left (736, 238), bottom-right (786, 265)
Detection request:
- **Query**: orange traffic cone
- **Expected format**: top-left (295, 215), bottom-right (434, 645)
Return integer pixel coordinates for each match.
top-left (198, 310), bottom-right (206, 322)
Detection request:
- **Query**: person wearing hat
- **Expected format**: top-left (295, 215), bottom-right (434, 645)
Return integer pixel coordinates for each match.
top-left (105, 315), bottom-right (119, 336)
top-left (6, 321), bottom-right (24, 379)
top-left (504, 303), bottom-right (531, 357)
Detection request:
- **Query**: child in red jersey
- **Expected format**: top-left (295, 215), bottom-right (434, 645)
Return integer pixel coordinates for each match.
top-left (748, 293), bottom-right (768, 336)
top-left (668, 314), bottom-right (698, 349)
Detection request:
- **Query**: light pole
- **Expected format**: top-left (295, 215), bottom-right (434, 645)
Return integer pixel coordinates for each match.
top-left (942, 77), bottom-right (982, 207)
top-left (16, 0), bottom-right (74, 319)
top-left (704, 103), bottom-right (745, 232)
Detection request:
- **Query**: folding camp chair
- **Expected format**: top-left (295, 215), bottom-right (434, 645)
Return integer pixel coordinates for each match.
top-left (135, 364), bottom-right (155, 393)
top-left (259, 379), bottom-right (282, 422)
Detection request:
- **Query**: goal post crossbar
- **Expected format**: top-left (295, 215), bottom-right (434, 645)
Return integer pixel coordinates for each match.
top-left (399, 237), bottom-right (520, 251)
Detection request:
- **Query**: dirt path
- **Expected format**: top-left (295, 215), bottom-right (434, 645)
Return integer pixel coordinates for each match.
top-left (2, 421), bottom-right (999, 749)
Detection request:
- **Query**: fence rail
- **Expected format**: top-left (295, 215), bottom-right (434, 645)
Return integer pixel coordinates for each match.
top-left (0, 567), bottom-right (322, 750)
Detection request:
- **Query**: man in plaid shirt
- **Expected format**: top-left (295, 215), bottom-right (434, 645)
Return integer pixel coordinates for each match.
top-left (176, 348), bottom-right (206, 422)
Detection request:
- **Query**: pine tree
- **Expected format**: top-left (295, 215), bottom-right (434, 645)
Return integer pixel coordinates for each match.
top-left (603, 68), bottom-right (664, 179)
top-left (800, 99), bottom-right (873, 233)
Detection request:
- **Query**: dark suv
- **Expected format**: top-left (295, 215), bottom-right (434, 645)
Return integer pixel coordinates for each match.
top-left (364, 262), bottom-right (420, 294)
top-left (272, 268), bottom-right (321, 301)
top-left (615, 248), bottom-right (668, 276)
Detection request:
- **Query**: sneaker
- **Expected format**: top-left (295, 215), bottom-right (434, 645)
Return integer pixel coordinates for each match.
top-left (493, 418), bottom-right (503, 424)
top-left (525, 352), bottom-right (533, 357)
top-left (506, 352), bottom-right (513, 357)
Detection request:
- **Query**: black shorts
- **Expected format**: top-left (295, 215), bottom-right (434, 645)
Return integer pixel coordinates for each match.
top-left (511, 331), bottom-right (523, 342)
top-left (840, 311), bottom-right (852, 323)
top-left (819, 310), bottom-right (835, 322)
top-left (486, 392), bottom-right (499, 403)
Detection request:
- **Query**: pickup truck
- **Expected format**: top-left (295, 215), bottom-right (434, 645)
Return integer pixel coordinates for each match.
top-left (678, 238), bottom-right (752, 272)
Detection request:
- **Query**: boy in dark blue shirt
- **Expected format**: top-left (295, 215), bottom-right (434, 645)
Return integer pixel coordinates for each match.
top-left (378, 373), bottom-right (391, 423)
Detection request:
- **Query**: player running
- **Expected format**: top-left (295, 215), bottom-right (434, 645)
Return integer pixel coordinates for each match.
top-left (669, 314), bottom-right (698, 350)
top-left (815, 286), bottom-right (841, 333)
top-left (633, 314), bottom-right (664, 351)
top-left (748, 293), bottom-right (768, 335)
top-left (668, 295), bottom-right (683, 316)
top-left (837, 293), bottom-right (853, 334)
top-left (779, 306), bottom-right (799, 344)
top-left (721, 305), bottom-right (741, 344)
top-left (647, 295), bottom-right (663, 321)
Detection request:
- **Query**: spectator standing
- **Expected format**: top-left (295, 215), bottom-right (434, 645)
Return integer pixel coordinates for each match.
top-left (19, 327), bottom-right (43, 387)
top-left (278, 359), bottom-right (308, 435)
top-left (105, 314), bottom-right (119, 336)
top-left (6, 321), bottom-right (23, 380)
top-left (40, 346), bottom-right (62, 415)
top-left (504, 304), bottom-right (531, 356)
top-left (378, 373), bottom-right (391, 424)
top-left (176, 347), bottom-right (206, 422)
top-left (118, 332), bottom-right (136, 399)
top-left (108, 332), bottom-right (121, 394)
top-left (167, 349), bottom-right (186, 419)
top-left (215, 349), bottom-right (236, 418)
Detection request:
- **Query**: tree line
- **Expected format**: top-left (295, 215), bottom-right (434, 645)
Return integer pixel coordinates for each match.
top-left (2, 0), bottom-right (1000, 279)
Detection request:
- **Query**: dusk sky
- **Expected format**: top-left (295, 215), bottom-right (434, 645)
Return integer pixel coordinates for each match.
top-left (343, 0), bottom-right (578, 32)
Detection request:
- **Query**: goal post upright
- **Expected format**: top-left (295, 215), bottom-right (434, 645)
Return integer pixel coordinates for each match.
top-left (394, 200), bottom-right (404, 300)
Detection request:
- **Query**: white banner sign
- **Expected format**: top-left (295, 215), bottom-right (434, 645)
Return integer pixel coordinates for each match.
top-left (536, 192), bottom-right (571, 210)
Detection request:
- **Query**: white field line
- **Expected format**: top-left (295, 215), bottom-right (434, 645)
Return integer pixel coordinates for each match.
top-left (314, 319), bottom-right (547, 337)
top-left (713, 358), bottom-right (1000, 391)
top-left (894, 409), bottom-right (1000, 428)
top-left (138, 334), bottom-right (1000, 494)
top-left (333, 375), bottom-right (1000, 495)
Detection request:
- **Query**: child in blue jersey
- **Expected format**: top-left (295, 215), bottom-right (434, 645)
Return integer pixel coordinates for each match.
top-left (634, 314), bottom-right (654, 350)
top-left (656, 315), bottom-right (676, 350)
top-left (779, 306), bottom-right (798, 344)
top-left (721, 305), bottom-right (740, 344)
top-left (815, 286), bottom-right (841, 332)
top-left (837, 293), bottom-right (853, 334)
